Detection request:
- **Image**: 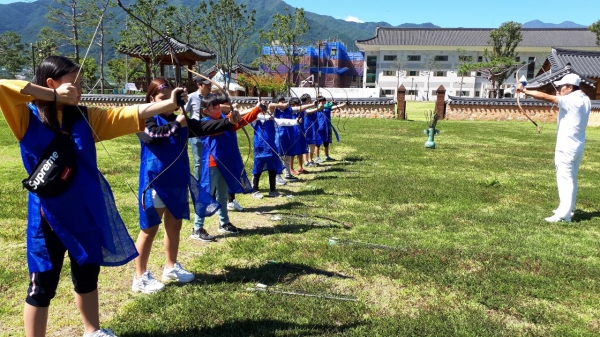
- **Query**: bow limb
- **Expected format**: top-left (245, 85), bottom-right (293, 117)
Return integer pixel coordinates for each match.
top-left (118, 0), bottom-right (192, 207)
top-left (515, 59), bottom-right (541, 133)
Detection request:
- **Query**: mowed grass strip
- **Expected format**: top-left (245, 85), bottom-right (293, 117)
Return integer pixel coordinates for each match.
top-left (1, 107), bottom-right (600, 336)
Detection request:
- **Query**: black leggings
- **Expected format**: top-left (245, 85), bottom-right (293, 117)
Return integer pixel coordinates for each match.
top-left (25, 218), bottom-right (100, 308)
top-left (252, 170), bottom-right (277, 192)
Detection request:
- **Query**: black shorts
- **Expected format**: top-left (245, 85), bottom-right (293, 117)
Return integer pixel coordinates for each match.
top-left (25, 218), bottom-right (100, 308)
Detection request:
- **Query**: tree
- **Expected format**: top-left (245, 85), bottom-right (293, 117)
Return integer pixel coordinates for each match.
top-left (237, 73), bottom-right (287, 97)
top-left (460, 21), bottom-right (523, 98)
top-left (388, 58), bottom-right (406, 96)
top-left (107, 56), bottom-right (145, 88)
top-left (46, 0), bottom-right (88, 64)
top-left (456, 48), bottom-right (473, 97)
top-left (589, 20), bottom-right (600, 46)
top-left (258, 7), bottom-right (309, 94)
top-left (422, 54), bottom-right (440, 101)
top-left (118, 0), bottom-right (178, 80)
top-left (0, 31), bottom-right (27, 78)
top-left (197, 0), bottom-right (255, 91)
top-left (79, 57), bottom-right (98, 92)
top-left (84, 0), bottom-right (116, 93)
top-left (35, 27), bottom-right (61, 62)
top-left (172, 5), bottom-right (202, 45)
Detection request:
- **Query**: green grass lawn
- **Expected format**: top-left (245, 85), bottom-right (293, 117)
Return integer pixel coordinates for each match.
top-left (1, 113), bottom-right (600, 336)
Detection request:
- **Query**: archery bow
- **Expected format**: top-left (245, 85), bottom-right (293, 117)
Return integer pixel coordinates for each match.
top-left (117, 0), bottom-right (195, 207)
top-left (515, 59), bottom-right (541, 133)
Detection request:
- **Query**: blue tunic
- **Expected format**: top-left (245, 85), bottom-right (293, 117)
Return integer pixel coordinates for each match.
top-left (303, 111), bottom-right (322, 146)
top-left (317, 107), bottom-right (340, 143)
top-left (21, 104), bottom-right (138, 273)
top-left (138, 114), bottom-right (220, 229)
top-left (275, 107), bottom-right (306, 156)
top-left (200, 115), bottom-right (253, 194)
top-left (252, 119), bottom-right (285, 175)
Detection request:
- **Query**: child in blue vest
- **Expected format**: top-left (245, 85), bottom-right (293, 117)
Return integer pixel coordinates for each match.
top-left (0, 56), bottom-right (217, 337)
top-left (192, 94), bottom-right (262, 238)
top-left (133, 78), bottom-right (238, 294)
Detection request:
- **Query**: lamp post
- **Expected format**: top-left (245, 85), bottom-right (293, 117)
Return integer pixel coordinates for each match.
top-left (31, 43), bottom-right (35, 76)
top-left (317, 40), bottom-right (322, 97)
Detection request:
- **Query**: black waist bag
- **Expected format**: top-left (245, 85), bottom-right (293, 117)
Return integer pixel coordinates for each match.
top-left (22, 110), bottom-right (83, 198)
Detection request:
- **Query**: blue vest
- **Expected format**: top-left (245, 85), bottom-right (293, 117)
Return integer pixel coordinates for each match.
top-left (303, 111), bottom-right (322, 146)
top-left (138, 114), bottom-right (220, 229)
top-left (200, 115), bottom-right (252, 194)
top-left (252, 119), bottom-right (284, 175)
top-left (20, 104), bottom-right (138, 272)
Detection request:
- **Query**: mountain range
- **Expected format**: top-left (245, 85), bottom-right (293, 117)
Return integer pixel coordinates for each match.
top-left (0, 0), bottom-right (589, 64)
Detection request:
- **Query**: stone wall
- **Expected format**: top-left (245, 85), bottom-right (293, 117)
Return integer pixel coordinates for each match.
top-left (80, 95), bottom-right (398, 119)
top-left (446, 104), bottom-right (600, 126)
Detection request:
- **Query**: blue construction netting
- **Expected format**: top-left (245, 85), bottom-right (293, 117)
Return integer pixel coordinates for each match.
top-left (262, 42), bottom-right (364, 62)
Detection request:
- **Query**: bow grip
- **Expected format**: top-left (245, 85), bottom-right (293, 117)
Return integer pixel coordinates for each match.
top-left (176, 91), bottom-right (185, 107)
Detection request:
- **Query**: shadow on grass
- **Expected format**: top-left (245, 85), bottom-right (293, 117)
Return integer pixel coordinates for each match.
top-left (118, 319), bottom-right (362, 337)
top-left (573, 209), bottom-right (600, 222)
top-left (237, 221), bottom-right (349, 237)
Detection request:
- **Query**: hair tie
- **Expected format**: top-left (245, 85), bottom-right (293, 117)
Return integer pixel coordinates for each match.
top-left (157, 84), bottom-right (166, 91)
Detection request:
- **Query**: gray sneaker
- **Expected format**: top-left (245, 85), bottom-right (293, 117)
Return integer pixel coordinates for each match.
top-left (190, 228), bottom-right (216, 242)
top-left (83, 328), bottom-right (119, 337)
top-left (276, 176), bottom-right (287, 185)
top-left (252, 191), bottom-right (264, 199)
top-left (218, 222), bottom-right (242, 234)
top-left (267, 191), bottom-right (282, 198)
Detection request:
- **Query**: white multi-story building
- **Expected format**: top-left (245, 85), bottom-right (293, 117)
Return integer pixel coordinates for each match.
top-left (355, 27), bottom-right (598, 100)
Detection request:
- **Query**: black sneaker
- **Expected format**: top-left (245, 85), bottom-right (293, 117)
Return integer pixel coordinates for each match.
top-left (190, 228), bottom-right (216, 242)
top-left (218, 223), bottom-right (242, 234)
top-left (285, 174), bottom-right (299, 181)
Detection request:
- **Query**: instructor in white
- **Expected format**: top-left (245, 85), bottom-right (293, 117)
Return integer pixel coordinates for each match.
top-left (517, 73), bottom-right (591, 223)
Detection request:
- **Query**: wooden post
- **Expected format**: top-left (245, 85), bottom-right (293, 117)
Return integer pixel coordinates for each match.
top-left (435, 85), bottom-right (446, 119)
top-left (397, 84), bottom-right (406, 120)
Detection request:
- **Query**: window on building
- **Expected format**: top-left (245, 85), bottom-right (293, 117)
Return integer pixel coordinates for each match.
top-left (352, 76), bottom-right (357, 82)
top-left (383, 55), bottom-right (397, 61)
top-left (407, 55), bottom-right (421, 61)
top-left (434, 55), bottom-right (448, 62)
top-left (384, 70), bottom-right (395, 76)
top-left (476, 71), bottom-right (482, 77)
top-left (526, 56), bottom-right (535, 80)
top-left (475, 91), bottom-right (480, 97)
top-left (431, 90), bottom-right (438, 96)
top-left (433, 71), bottom-right (446, 77)
top-left (331, 48), bottom-right (337, 56)
top-left (477, 56), bottom-right (483, 62)
top-left (515, 56), bottom-right (520, 62)
top-left (367, 55), bottom-right (377, 67)
top-left (407, 90), bottom-right (418, 96)
top-left (458, 55), bottom-right (473, 62)
top-left (457, 69), bottom-right (471, 77)
top-left (408, 70), bottom-right (419, 76)
top-left (383, 89), bottom-right (394, 95)
top-left (457, 91), bottom-right (470, 96)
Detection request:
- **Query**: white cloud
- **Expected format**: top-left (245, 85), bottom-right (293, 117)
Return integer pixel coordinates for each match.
top-left (345, 16), bottom-right (364, 23)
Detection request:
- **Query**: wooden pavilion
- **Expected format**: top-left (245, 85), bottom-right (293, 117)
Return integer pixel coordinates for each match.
top-left (118, 37), bottom-right (215, 92)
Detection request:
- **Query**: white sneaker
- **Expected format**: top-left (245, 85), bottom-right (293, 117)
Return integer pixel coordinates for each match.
top-left (162, 262), bottom-right (195, 283)
top-left (132, 271), bottom-right (165, 294)
top-left (544, 215), bottom-right (571, 223)
top-left (276, 176), bottom-right (287, 186)
top-left (552, 209), bottom-right (574, 217)
top-left (252, 191), bottom-right (263, 199)
top-left (227, 200), bottom-right (244, 211)
top-left (83, 328), bottom-right (118, 337)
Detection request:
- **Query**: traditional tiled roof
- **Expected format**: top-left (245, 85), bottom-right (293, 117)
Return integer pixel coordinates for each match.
top-left (356, 28), bottom-right (597, 48)
top-left (546, 48), bottom-right (600, 78)
top-left (79, 94), bottom-right (393, 105)
top-left (446, 95), bottom-right (600, 110)
top-left (526, 65), bottom-right (596, 89)
top-left (118, 37), bottom-right (214, 60)
top-left (81, 94), bottom-right (145, 103)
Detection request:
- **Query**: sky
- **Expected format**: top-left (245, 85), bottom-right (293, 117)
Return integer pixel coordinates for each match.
top-left (283, 0), bottom-right (598, 28)
top-left (0, 0), bottom-right (596, 28)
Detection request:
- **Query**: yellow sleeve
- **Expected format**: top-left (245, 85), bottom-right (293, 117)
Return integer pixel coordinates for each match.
top-left (87, 105), bottom-right (145, 142)
top-left (0, 80), bottom-right (34, 141)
